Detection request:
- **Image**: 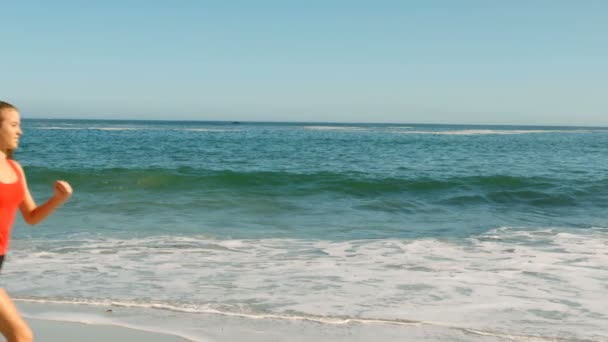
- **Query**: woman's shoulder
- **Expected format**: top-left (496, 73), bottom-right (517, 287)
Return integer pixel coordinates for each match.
top-left (7, 159), bottom-right (25, 174)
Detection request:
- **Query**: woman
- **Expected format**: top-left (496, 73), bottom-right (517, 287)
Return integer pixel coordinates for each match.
top-left (0, 101), bottom-right (72, 341)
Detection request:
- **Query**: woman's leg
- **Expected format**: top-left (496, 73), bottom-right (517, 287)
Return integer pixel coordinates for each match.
top-left (0, 288), bottom-right (33, 342)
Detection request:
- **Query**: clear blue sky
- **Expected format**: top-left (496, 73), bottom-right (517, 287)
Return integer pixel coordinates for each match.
top-left (2, 1), bottom-right (607, 125)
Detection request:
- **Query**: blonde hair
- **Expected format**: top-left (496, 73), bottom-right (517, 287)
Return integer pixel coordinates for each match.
top-left (0, 101), bottom-right (18, 160)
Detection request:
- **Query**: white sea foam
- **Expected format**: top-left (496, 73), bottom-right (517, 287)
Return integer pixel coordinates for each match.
top-left (94, 127), bottom-right (141, 131)
top-left (303, 126), bottom-right (367, 131)
top-left (36, 126), bottom-right (88, 130)
top-left (394, 129), bottom-right (594, 135)
top-left (178, 128), bottom-right (239, 132)
top-left (6, 228), bottom-right (608, 341)
top-left (35, 126), bottom-right (144, 131)
top-left (37, 126), bottom-right (239, 132)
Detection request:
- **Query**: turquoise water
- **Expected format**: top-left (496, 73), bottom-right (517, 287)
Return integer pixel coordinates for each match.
top-left (5, 120), bottom-right (608, 341)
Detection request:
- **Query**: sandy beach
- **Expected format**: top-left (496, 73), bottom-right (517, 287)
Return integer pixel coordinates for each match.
top-left (27, 319), bottom-right (188, 342)
top-left (16, 300), bottom-right (525, 342)
top-left (18, 301), bottom-right (195, 342)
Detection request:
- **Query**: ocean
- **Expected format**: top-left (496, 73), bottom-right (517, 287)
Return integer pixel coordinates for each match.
top-left (4, 119), bottom-right (608, 341)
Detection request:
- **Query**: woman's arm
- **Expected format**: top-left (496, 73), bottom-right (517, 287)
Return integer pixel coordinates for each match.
top-left (14, 161), bottom-right (73, 225)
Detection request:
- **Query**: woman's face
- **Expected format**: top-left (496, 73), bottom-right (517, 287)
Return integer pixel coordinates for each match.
top-left (0, 109), bottom-right (22, 153)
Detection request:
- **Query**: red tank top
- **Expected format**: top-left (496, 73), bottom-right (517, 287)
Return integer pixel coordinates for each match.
top-left (0, 160), bottom-right (25, 255)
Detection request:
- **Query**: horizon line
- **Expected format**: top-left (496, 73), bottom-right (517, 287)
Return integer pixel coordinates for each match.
top-left (22, 117), bottom-right (608, 129)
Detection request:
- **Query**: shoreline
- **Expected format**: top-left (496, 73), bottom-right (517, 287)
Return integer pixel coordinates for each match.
top-left (15, 300), bottom-right (575, 342)
top-left (27, 318), bottom-right (191, 342)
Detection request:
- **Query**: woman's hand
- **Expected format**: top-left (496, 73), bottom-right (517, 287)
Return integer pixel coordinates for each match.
top-left (54, 180), bottom-right (73, 202)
